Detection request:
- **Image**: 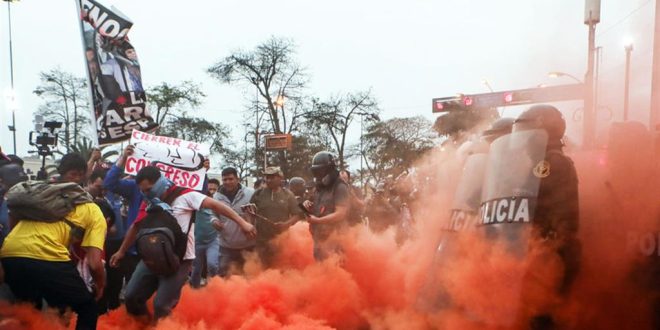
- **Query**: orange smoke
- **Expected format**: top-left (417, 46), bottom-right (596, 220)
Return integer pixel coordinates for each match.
top-left (2, 123), bottom-right (658, 330)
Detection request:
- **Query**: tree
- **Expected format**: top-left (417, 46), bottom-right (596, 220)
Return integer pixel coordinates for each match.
top-left (33, 68), bottom-right (91, 152)
top-left (158, 115), bottom-right (230, 155)
top-left (433, 107), bottom-right (499, 142)
top-left (284, 131), bottom-right (334, 179)
top-left (223, 145), bottom-right (253, 184)
top-left (362, 116), bottom-right (436, 184)
top-left (70, 137), bottom-right (119, 162)
top-left (305, 90), bottom-right (380, 168)
top-left (147, 81), bottom-right (206, 127)
top-left (207, 37), bottom-right (309, 136)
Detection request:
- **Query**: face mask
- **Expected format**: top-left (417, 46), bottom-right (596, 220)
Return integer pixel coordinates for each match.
top-left (316, 170), bottom-right (338, 189)
top-left (142, 176), bottom-right (173, 203)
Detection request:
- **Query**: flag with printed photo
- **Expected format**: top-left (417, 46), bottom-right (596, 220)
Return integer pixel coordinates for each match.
top-left (78, 0), bottom-right (158, 145)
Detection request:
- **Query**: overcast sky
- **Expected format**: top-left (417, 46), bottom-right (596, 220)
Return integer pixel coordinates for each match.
top-left (0, 0), bottom-right (655, 161)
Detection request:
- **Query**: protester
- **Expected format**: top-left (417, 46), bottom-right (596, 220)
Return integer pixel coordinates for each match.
top-left (109, 166), bottom-right (256, 322)
top-left (365, 183), bottom-right (399, 233)
top-left (303, 152), bottom-right (350, 261)
top-left (190, 178), bottom-right (221, 288)
top-left (0, 153), bottom-right (107, 330)
top-left (102, 144), bottom-right (143, 308)
top-left (215, 167), bottom-right (256, 277)
top-left (249, 166), bottom-right (302, 267)
top-left (288, 177), bottom-right (306, 204)
top-left (253, 178), bottom-right (266, 190)
top-left (0, 157), bottom-right (28, 246)
top-left (0, 153), bottom-right (28, 302)
top-left (87, 168), bottom-right (126, 312)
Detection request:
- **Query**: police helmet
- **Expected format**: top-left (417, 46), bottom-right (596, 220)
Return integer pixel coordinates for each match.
top-left (311, 151), bottom-right (337, 178)
top-left (482, 117), bottom-right (515, 143)
top-left (513, 105), bottom-right (566, 141)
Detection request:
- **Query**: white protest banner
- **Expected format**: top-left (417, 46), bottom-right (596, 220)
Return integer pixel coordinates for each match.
top-left (126, 130), bottom-right (209, 190)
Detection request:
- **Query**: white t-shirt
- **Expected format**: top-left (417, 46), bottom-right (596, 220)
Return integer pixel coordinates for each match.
top-left (170, 191), bottom-right (207, 260)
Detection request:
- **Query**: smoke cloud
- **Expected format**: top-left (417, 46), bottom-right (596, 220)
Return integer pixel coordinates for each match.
top-left (0, 120), bottom-right (658, 330)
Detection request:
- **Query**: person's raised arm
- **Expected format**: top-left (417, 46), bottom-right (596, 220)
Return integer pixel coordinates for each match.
top-left (201, 197), bottom-right (256, 238)
top-left (104, 145), bottom-right (136, 198)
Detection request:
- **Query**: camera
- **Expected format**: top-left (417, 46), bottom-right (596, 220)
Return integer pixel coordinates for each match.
top-left (28, 116), bottom-right (62, 180)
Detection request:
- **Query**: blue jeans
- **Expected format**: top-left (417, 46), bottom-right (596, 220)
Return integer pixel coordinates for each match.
top-left (190, 237), bottom-right (220, 288)
top-left (124, 260), bottom-right (192, 320)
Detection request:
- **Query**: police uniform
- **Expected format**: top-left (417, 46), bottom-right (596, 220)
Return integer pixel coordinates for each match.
top-left (534, 145), bottom-right (581, 294)
top-left (311, 175), bottom-right (350, 261)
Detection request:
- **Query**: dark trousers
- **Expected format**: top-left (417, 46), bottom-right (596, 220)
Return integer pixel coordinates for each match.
top-left (256, 241), bottom-right (277, 268)
top-left (218, 246), bottom-right (253, 277)
top-left (99, 240), bottom-right (139, 313)
top-left (124, 260), bottom-right (192, 320)
top-left (1, 257), bottom-right (98, 330)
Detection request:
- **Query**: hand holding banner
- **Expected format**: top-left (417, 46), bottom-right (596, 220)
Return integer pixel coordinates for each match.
top-left (126, 130), bottom-right (210, 190)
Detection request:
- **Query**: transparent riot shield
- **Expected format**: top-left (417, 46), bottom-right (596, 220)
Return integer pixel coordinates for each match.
top-left (479, 129), bottom-right (548, 253)
top-left (436, 153), bottom-right (489, 255)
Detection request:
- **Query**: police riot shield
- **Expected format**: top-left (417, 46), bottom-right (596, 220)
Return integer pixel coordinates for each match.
top-left (436, 153), bottom-right (489, 256)
top-left (450, 153), bottom-right (489, 225)
top-left (479, 129), bottom-right (548, 253)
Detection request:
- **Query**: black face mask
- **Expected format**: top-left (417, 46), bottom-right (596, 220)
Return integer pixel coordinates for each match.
top-left (315, 169), bottom-right (338, 189)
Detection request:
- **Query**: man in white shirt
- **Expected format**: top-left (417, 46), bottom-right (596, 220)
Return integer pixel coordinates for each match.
top-left (109, 166), bottom-right (256, 322)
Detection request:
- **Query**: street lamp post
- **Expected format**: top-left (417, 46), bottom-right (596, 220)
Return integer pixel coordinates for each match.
top-left (251, 77), bottom-right (262, 172)
top-left (4, 0), bottom-right (19, 155)
top-left (583, 0), bottom-right (601, 149)
top-left (623, 40), bottom-right (634, 121)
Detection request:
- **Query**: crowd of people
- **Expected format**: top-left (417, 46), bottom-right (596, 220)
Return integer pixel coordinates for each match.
top-left (0, 139), bottom-right (420, 329)
top-left (0, 103), bottom-right (657, 329)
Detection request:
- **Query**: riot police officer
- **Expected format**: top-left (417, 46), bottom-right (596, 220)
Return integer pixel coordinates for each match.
top-left (480, 104), bottom-right (579, 329)
top-left (303, 151), bottom-right (350, 261)
top-left (514, 105), bottom-right (580, 293)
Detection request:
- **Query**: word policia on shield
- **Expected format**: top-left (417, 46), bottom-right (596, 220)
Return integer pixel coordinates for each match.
top-left (126, 130), bottom-right (210, 190)
top-left (78, 0), bottom-right (158, 145)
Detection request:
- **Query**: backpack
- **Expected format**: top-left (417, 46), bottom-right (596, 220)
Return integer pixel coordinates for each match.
top-left (135, 187), bottom-right (195, 276)
top-left (6, 181), bottom-right (93, 222)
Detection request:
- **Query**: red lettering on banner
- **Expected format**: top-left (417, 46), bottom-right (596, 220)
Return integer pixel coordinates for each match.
top-left (131, 130), bottom-right (141, 139)
top-left (189, 174), bottom-right (200, 188)
top-left (186, 142), bottom-right (200, 151)
top-left (126, 158), bottom-right (201, 189)
top-left (172, 139), bottom-right (181, 147)
top-left (126, 157), bottom-right (136, 172)
top-left (171, 170), bottom-right (181, 186)
top-left (126, 157), bottom-right (150, 174)
top-left (159, 137), bottom-right (168, 144)
top-left (181, 171), bottom-right (190, 187)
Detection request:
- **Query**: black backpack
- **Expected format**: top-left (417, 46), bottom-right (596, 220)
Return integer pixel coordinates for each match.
top-left (135, 187), bottom-right (195, 276)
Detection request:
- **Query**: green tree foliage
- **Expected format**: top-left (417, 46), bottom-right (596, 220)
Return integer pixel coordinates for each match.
top-left (362, 116), bottom-right (436, 183)
top-left (147, 81), bottom-right (206, 127)
top-left (69, 137), bottom-right (118, 162)
top-left (159, 115), bottom-right (230, 155)
top-left (433, 107), bottom-right (499, 142)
